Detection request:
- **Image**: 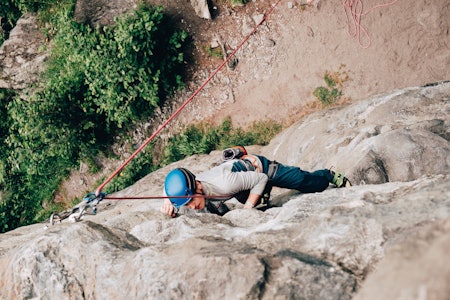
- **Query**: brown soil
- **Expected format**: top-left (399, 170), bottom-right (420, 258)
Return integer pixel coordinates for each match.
top-left (156, 0), bottom-right (450, 128)
top-left (56, 0), bottom-right (450, 205)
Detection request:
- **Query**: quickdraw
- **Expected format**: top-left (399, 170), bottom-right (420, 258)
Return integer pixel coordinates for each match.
top-left (49, 193), bottom-right (233, 225)
top-left (49, 192), bottom-right (106, 225)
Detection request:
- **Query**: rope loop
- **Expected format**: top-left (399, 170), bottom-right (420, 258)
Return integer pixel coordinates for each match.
top-left (342, 0), bottom-right (399, 48)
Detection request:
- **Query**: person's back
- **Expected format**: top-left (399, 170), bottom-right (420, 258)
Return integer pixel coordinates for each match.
top-left (161, 146), bottom-right (351, 217)
top-left (222, 146), bottom-right (351, 194)
top-left (196, 159), bottom-right (268, 198)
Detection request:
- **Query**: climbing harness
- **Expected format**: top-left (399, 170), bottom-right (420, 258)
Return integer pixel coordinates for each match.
top-left (50, 0), bottom-right (283, 225)
top-left (267, 161), bottom-right (279, 180)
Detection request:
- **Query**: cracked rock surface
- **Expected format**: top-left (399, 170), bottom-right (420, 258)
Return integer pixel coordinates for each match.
top-left (1, 82), bottom-right (449, 299)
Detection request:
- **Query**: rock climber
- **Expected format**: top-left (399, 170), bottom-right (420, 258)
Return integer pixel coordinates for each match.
top-left (160, 146), bottom-right (351, 217)
top-left (222, 145), bottom-right (351, 201)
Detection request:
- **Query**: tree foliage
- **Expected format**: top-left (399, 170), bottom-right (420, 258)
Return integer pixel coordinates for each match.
top-left (1, 0), bottom-right (63, 45)
top-left (160, 117), bottom-right (282, 166)
top-left (0, 0), bottom-right (21, 45)
top-left (0, 3), bottom-right (188, 232)
top-left (105, 116), bottom-right (283, 194)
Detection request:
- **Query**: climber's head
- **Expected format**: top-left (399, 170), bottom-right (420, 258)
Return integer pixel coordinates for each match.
top-left (164, 168), bottom-right (205, 210)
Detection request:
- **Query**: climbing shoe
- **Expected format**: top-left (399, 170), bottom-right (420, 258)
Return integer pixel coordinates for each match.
top-left (331, 171), bottom-right (352, 188)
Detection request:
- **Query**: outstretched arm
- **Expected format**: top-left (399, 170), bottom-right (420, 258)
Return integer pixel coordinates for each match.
top-left (226, 171), bottom-right (267, 208)
top-left (244, 193), bottom-right (261, 208)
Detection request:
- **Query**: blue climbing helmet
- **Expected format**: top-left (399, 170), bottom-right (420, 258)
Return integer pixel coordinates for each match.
top-left (164, 168), bottom-right (197, 208)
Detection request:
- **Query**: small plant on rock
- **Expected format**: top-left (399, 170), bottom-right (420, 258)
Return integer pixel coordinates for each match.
top-left (313, 65), bottom-right (349, 106)
top-left (223, 0), bottom-right (249, 7)
top-left (205, 45), bottom-right (223, 59)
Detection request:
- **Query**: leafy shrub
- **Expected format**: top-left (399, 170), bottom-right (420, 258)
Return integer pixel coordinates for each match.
top-left (228, 0), bottom-right (250, 6)
top-left (104, 116), bottom-right (283, 194)
top-left (106, 145), bottom-right (157, 194)
top-left (0, 89), bottom-right (15, 187)
top-left (160, 116), bottom-right (282, 167)
top-left (0, 0), bottom-right (21, 45)
top-left (0, 3), bottom-right (188, 233)
top-left (9, 0), bottom-right (61, 13)
top-left (205, 46), bottom-right (223, 59)
top-left (313, 85), bottom-right (342, 105)
top-left (82, 6), bottom-right (187, 128)
top-left (313, 73), bottom-right (342, 105)
top-left (313, 66), bottom-right (349, 106)
top-left (0, 0), bottom-right (65, 45)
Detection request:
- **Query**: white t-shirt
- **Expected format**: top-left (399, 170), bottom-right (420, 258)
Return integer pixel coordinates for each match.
top-left (196, 159), bottom-right (268, 198)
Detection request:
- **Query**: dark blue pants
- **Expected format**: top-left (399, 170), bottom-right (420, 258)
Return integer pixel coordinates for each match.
top-left (258, 156), bottom-right (332, 193)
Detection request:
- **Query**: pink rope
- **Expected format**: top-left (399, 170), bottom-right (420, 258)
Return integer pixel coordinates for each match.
top-left (342, 0), bottom-right (400, 48)
top-left (104, 195), bottom-right (232, 200)
top-left (95, 0), bottom-right (283, 196)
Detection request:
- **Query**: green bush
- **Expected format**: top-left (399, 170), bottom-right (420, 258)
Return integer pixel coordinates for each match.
top-left (9, 0), bottom-right (60, 13)
top-left (228, 0), bottom-right (250, 6)
top-left (0, 0), bottom-right (21, 45)
top-left (313, 73), bottom-right (342, 105)
top-left (0, 4), bottom-right (188, 233)
top-left (160, 117), bottom-right (282, 166)
top-left (105, 116), bottom-right (282, 194)
top-left (313, 68), bottom-right (349, 106)
top-left (313, 86), bottom-right (342, 105)
top-left (82, 5), bottom-right (187, 128)
top-left (0, 0), bottom-right (64, 45)
top-left (0, 89), bottom-right (15, 188)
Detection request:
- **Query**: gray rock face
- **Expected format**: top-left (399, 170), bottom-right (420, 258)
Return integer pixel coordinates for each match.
top-left (0, 82), bottom-right (449, 299)
top-left (0, 14), bottom-right (48, 90)
top-left (354, 216), bottom-right (450, 300)
top-left (262, 81), bottom-right (450, 185)
top-left (190, 0), bottom-right (211, 19)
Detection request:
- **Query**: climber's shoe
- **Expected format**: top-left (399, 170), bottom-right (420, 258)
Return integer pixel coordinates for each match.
top-left (331, 170), bottom-right (352, 188)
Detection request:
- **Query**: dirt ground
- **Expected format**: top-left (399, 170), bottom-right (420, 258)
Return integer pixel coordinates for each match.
top-left (56, 0), bottom-right (449, 204)
top-left (151, 0), bottom-right (449, 129)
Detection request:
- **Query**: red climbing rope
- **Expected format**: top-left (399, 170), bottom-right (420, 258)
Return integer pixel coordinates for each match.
top-left (342, 0), bottom-right (399, 48)
top-left (94, 0), bottom-right (283, 196)
top-left (103, 195), bottom-right (232, 200)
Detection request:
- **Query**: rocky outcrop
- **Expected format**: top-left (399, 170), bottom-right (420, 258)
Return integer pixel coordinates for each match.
top-left (262, 81), bottom-right (450, 185)
top-left (0, 14), bottom-right (48, 90)
top-left (0, 82), bottom-right (449, 299)
top-left (190, 0), bottom-right (211, 19)
top-left (354, 216), bottom-right (450, 300)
